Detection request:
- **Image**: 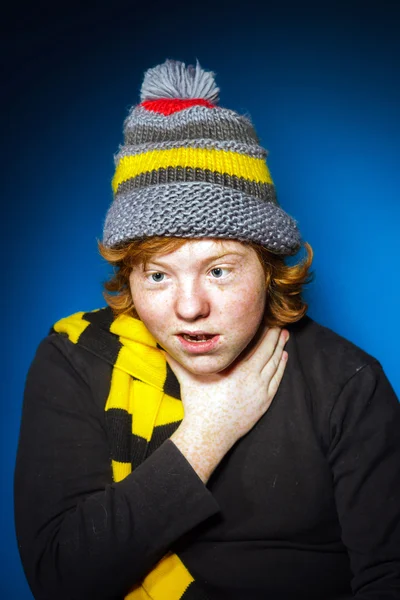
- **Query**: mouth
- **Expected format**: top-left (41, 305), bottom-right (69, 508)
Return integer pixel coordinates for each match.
top-left (181, 333), bottom-right (215, 342)
top-left (176, 332), bottom-right (220, 353)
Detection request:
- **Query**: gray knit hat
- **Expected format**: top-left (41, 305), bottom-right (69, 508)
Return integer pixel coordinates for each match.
top-left (103, 59), bottom-right (301, 255)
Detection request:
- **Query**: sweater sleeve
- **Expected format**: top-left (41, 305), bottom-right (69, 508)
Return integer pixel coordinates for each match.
top-left (328, 361), bottom-right (400, 599)
top-left (14, 336), bottom-right (220, 600)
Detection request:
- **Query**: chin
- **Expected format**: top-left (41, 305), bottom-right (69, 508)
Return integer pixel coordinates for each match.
top-left (177, 354), bottom-right (236, 376)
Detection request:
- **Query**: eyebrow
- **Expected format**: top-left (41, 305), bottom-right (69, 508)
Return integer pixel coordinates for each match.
top-left (145, 251), bottom-right (246, 268)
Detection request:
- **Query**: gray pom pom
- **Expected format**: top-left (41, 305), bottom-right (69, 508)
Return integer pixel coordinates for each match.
top-left (140, 59), bottom-right (220, 103)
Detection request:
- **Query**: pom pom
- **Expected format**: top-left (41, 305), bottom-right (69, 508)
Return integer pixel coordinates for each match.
top-left (140, 59), bottom-right (220, 103)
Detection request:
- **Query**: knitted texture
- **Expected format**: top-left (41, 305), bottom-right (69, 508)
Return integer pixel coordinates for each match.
top-left (52, 307), bottom-right (208, 600)
top-left (103, 59), bottom-right (301, 255)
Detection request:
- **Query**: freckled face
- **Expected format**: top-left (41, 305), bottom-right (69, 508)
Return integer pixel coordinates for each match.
top-left (129, 239), bottom-right (267, 375)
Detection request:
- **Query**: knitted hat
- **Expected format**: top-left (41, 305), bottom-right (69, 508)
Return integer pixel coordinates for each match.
top-left (103, 59), bottom-right (301, 255)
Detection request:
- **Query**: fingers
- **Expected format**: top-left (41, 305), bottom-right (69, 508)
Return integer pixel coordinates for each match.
top-left (245, 325), bottom-right (286, 371)
top-left (266, 348), bottom-right (288, 397)
top-left (260, 328), bottom-right (289, 380)
top-left (239, 323), bottom-right (279, 364)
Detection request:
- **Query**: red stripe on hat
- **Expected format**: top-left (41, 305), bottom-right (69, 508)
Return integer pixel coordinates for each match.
top-left (140, 98), bottom-right (215, 115)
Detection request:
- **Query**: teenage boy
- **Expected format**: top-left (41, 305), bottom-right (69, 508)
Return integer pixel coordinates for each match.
top-left (15, 59), bottom-right (400, 600)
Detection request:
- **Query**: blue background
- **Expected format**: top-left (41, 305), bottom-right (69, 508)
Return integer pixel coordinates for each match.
top-left (2, 0), bottom-right (399, 597)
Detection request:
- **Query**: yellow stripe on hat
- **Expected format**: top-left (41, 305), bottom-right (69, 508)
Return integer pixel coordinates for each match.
top-left (112, 147), bottom-right (272, 194)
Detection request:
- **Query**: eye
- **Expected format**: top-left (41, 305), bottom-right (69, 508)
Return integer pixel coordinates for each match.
top-left (210, 267), bottom-right (229, 279)
top-left (149, 272), bottom-right (165, 282)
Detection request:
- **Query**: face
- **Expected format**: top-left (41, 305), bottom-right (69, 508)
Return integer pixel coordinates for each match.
top-left (129, 239), bottom-right (267, 375)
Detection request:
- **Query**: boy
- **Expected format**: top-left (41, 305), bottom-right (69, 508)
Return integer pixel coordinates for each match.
top-left (15, 59), bottom-right (400, 599)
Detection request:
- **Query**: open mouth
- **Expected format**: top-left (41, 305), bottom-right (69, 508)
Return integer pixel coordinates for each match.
top-left (181, 334), bottom-right (215, 342)
top-left (177, 333), bottom-right (220, 353)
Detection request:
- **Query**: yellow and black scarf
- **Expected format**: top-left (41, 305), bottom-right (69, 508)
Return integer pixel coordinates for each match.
top-left (53, 307), bottom-right (208, 600)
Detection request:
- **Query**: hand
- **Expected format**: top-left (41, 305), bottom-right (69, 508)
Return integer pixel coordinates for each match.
top-left (168, 326), bottom-right (289, 483)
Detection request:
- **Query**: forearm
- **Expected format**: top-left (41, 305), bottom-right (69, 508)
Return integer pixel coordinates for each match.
top-left (15, 440), bottom-right (219, 600)
top-left (170, 419), bottom-right (235, 485)
top-left (14, 337), bottom-right (219, 599)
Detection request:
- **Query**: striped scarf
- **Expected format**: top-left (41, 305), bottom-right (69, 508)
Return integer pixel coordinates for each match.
top-left (53, 307), bottom-right (208, 600)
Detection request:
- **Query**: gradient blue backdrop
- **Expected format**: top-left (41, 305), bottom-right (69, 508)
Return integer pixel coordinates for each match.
top-left (3, 1), bottom-right (399, 597)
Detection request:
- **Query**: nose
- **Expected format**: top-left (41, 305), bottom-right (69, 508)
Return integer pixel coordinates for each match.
top-left (174, 280), bottom-right (210, 321)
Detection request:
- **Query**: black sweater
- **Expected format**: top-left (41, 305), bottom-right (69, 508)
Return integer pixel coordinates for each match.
top-left (14, 312), bottom-right (400, 599)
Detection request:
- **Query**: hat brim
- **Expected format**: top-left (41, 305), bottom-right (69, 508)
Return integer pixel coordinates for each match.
top-left (103, 182), bottom-right (301, 255)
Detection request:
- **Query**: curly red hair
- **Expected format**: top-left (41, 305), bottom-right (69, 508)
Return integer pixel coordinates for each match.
top-left (97, 237), bottom-right (313, 328)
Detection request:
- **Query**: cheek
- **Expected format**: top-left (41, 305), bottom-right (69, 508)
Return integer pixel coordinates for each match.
top-left (129, 279), bottom-right (157, 322)
top-left (132, 290), bottom-right (159, 320)
top-left (130, 285), bottom-right (173, 336)
top-left (224, 283), bottom-right (267, 328)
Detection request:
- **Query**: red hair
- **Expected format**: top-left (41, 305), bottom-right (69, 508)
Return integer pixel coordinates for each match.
top-left (97, 237), bottom-right (313, 327)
